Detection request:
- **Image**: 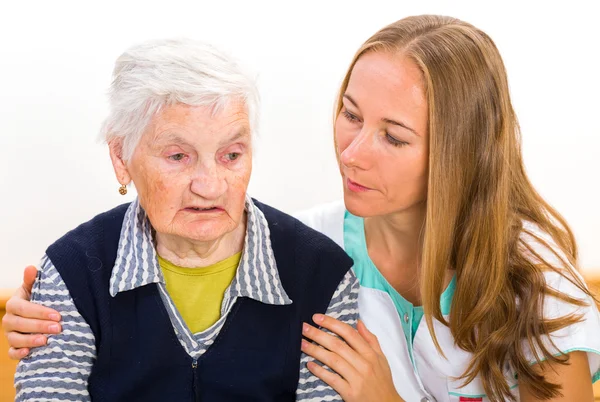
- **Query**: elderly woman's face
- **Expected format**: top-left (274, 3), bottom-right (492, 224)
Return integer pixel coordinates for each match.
top-left (112, 101), bottom-right (252, 243)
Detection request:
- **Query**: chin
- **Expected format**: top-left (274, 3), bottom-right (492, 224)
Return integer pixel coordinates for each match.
top-left (189, 225), bottom-right (234, 242)
top-left (173, 218), bottom-right (236, 242)
top-left (343, 192), bottom-right (380, 218)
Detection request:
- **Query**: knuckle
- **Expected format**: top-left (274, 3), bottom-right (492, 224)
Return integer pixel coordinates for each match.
top-left (6, 332), bottom-right (20, 347)
top-left (330, 355), bottom-right (343, 368)
top-left (5, 297), bottom-right (15, 312)
top-left (364, 349), bottom-right (377, 361)
top-left (362, 361), bottom-right (376, 376)
top-left (12, 300), bottom-right (24, 316)
top-left (347, 387), bottom-right (360, 400)
top-left (12, 315), bottom-right (23, 330)
top-left (332, 337), bottom-right (346, 351)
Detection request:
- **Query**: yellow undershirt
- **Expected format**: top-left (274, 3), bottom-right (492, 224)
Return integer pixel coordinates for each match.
top-left (158, 252), bottom-right (241, 334)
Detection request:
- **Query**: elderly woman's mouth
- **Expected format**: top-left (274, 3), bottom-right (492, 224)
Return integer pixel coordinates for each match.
top-left (184, 207), bottom-right (224, 213)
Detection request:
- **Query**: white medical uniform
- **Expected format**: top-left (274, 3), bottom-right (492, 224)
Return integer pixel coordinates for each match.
top-left (296, 201), bottom-right (600, 402)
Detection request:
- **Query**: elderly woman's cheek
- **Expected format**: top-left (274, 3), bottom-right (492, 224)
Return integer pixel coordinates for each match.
top-left (136, 166), bottom-right (182, 225)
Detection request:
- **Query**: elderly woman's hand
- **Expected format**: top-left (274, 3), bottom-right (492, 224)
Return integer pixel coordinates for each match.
top-left (2, 265), bottom-right (62, 359)
top-left (301, 314), bottom-right (404, 402)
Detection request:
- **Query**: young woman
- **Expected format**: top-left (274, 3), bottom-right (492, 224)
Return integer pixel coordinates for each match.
top-left (5, 15), bottom-right (600, 402)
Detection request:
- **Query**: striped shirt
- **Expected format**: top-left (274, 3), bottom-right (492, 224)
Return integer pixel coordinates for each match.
top-left (15, 196), bottom-right (359, 401)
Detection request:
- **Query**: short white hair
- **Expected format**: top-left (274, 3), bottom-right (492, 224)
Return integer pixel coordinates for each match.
top-left (100, 38), bottom-right (259, 160)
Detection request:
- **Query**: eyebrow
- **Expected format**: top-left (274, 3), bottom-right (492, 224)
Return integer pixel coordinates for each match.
top-left (218, 128), bottom-right (250, 146)
top-left (155, 128), bottom-right (250, 147)
top-left (343, 94), bottom-right (420, 137)
top-left (155, 132), bottom-right (190, 146)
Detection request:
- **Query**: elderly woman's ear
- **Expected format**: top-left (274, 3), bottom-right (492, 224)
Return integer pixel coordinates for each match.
top-left (108, 138), bottom-right (132, 186)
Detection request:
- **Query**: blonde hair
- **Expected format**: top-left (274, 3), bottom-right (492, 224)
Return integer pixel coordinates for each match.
top-left (335, 15), bottom-right (597, 401)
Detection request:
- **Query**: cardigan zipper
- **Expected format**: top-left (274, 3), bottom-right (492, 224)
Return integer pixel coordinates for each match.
top-left (192, 358), bottom-right (199, 400)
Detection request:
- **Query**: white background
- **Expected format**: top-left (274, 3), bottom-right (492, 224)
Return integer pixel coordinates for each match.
top-left (0, 0), bottom-right (598, 288)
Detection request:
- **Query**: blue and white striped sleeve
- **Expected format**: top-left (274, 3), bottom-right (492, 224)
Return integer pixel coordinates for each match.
top-left (15, 255), bottom-right (95, 402)
top-left (296, 269), bottom-right (360, 401)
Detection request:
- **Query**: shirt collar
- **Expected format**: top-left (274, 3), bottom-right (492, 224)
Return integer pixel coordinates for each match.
top-left (109, 195), bottom-right (292, 306)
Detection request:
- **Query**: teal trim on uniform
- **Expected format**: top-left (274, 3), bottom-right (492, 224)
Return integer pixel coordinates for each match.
top-left (528, 347), bottom-right (600, 365)
top-left (343, 211), bottom-right (417, 363)
top-left (441, 275), bottom-right (456, 315)
top-left (343, 211), bottom-right (456, 344)
top-left (448, 391), bottom-right (487, 398)
top-left (412, 307), bottom-right (424, 340)
top-left (448, 383), bottom-right (517, 398)
top-left (528, 347), bottom-right (600, 384)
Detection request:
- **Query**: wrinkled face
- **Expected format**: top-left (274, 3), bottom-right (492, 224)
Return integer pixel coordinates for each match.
top-left (335, 51), bottom-right (429, 218)
top-left (111, 101), bottom-right (252, 243)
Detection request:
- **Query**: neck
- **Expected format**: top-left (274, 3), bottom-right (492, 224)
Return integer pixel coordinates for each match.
top-left (155, 214), bottom-right (246, 268)
top-left (364, 201), bottom-right (426, 269)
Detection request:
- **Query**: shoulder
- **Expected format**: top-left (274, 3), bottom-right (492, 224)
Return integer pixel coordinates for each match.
top-left (253, 198), bottom-right (353, 281)
top-left (517, 223), bottom-right (600, 371)
top-left (254, 199), bottom-right (349, 258)
top-left (518, 221), bottom-right (589, 294)
top-left (293, 200), bottom-right (346, 248)
top-left (45, 202), bottom-right (131, 289)
top-left (516, 221), bottom-right (594, 305)
top-left (519, 221), bottom-right (572, 269)
top-left (47, 203), bottom-right (130, 255)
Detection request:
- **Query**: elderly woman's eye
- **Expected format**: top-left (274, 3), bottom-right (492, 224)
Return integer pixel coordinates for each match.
top-left (169, 153), bottom-right (186, 161)
top-left (226, 152), bottom-right (240, 161)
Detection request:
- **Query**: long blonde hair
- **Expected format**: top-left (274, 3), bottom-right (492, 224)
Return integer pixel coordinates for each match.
top-left (335, 15), bottom-right (598, 401)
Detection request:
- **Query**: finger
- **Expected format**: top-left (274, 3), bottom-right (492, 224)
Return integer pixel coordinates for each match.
top-left (7, 332), bottom-right (48, 349)
top-left (2, 313), bottom-right (62, 335)
top-left (313, 314), bottom-right (374, 356)
top-left (301, 338), bottom-right (359, 384)
top-left (5, 296), bottom-right (61, 322)
top-left (303, 322), bottom-right (368, 372)
top-left (22, 265), bottom-right (39, 297)
top-left (306, 360), bottom-right (351, 398)
top-left (8, 347), bottom-right (31, 361)
top-left (357, 320), bottom-right (383, 354)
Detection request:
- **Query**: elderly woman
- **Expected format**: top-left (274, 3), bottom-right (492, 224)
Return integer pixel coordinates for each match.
top-left (13, 39), bottom-right (358, 402)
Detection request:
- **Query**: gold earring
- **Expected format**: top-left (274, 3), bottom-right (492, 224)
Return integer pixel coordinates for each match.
top-left (119, 184), bottom-right (127, 195)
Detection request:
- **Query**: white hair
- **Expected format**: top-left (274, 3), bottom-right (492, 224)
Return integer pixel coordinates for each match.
top-left (100, 38), bottom-right (259, 161)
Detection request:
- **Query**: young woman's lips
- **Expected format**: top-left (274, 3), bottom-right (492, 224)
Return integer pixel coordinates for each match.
top-left (346, 178), bottom-right (372, 192)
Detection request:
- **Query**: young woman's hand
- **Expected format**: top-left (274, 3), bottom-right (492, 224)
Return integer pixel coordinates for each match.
top-left (2, 266), bottom-right (62, 359)
top-left (301, 314), bottom-right (404, 402)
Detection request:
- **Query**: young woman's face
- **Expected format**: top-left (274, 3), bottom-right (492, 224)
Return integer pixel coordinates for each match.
top-left (335, 51), bottom-right (429, 218)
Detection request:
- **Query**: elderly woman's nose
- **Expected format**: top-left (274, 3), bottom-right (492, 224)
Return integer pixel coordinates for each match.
top-left (189, 164), bottom-right (227, 199)
top-left (339, 129), bottom-right (374, 170)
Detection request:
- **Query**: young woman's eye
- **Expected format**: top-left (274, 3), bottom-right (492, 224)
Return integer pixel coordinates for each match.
top-left (386, 133), bottom-right (409, 147)
top-left (342, 109), bottom-right (360, 123)
top-left (168, 153), bottom-right (186, 161)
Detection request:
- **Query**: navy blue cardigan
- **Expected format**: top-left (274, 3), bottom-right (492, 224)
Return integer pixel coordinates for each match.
top-left (46, 200), bottom-right (353, 401)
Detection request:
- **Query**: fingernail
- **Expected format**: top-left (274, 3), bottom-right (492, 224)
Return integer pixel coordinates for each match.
top-left (301, 340), bottom-right (309, 349)
top-left (20, 349), bottom-right (29, 358)
top-left (34, 336), bottom-right (46, 346)
top-left (48, 324), bottom-right (60, 333)
top-left (313, 314), bottom-right (324, 323)
top-left (302, 323), bottom-right (310, 334)
top-left (48, 313), bottom-right (60, 321)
